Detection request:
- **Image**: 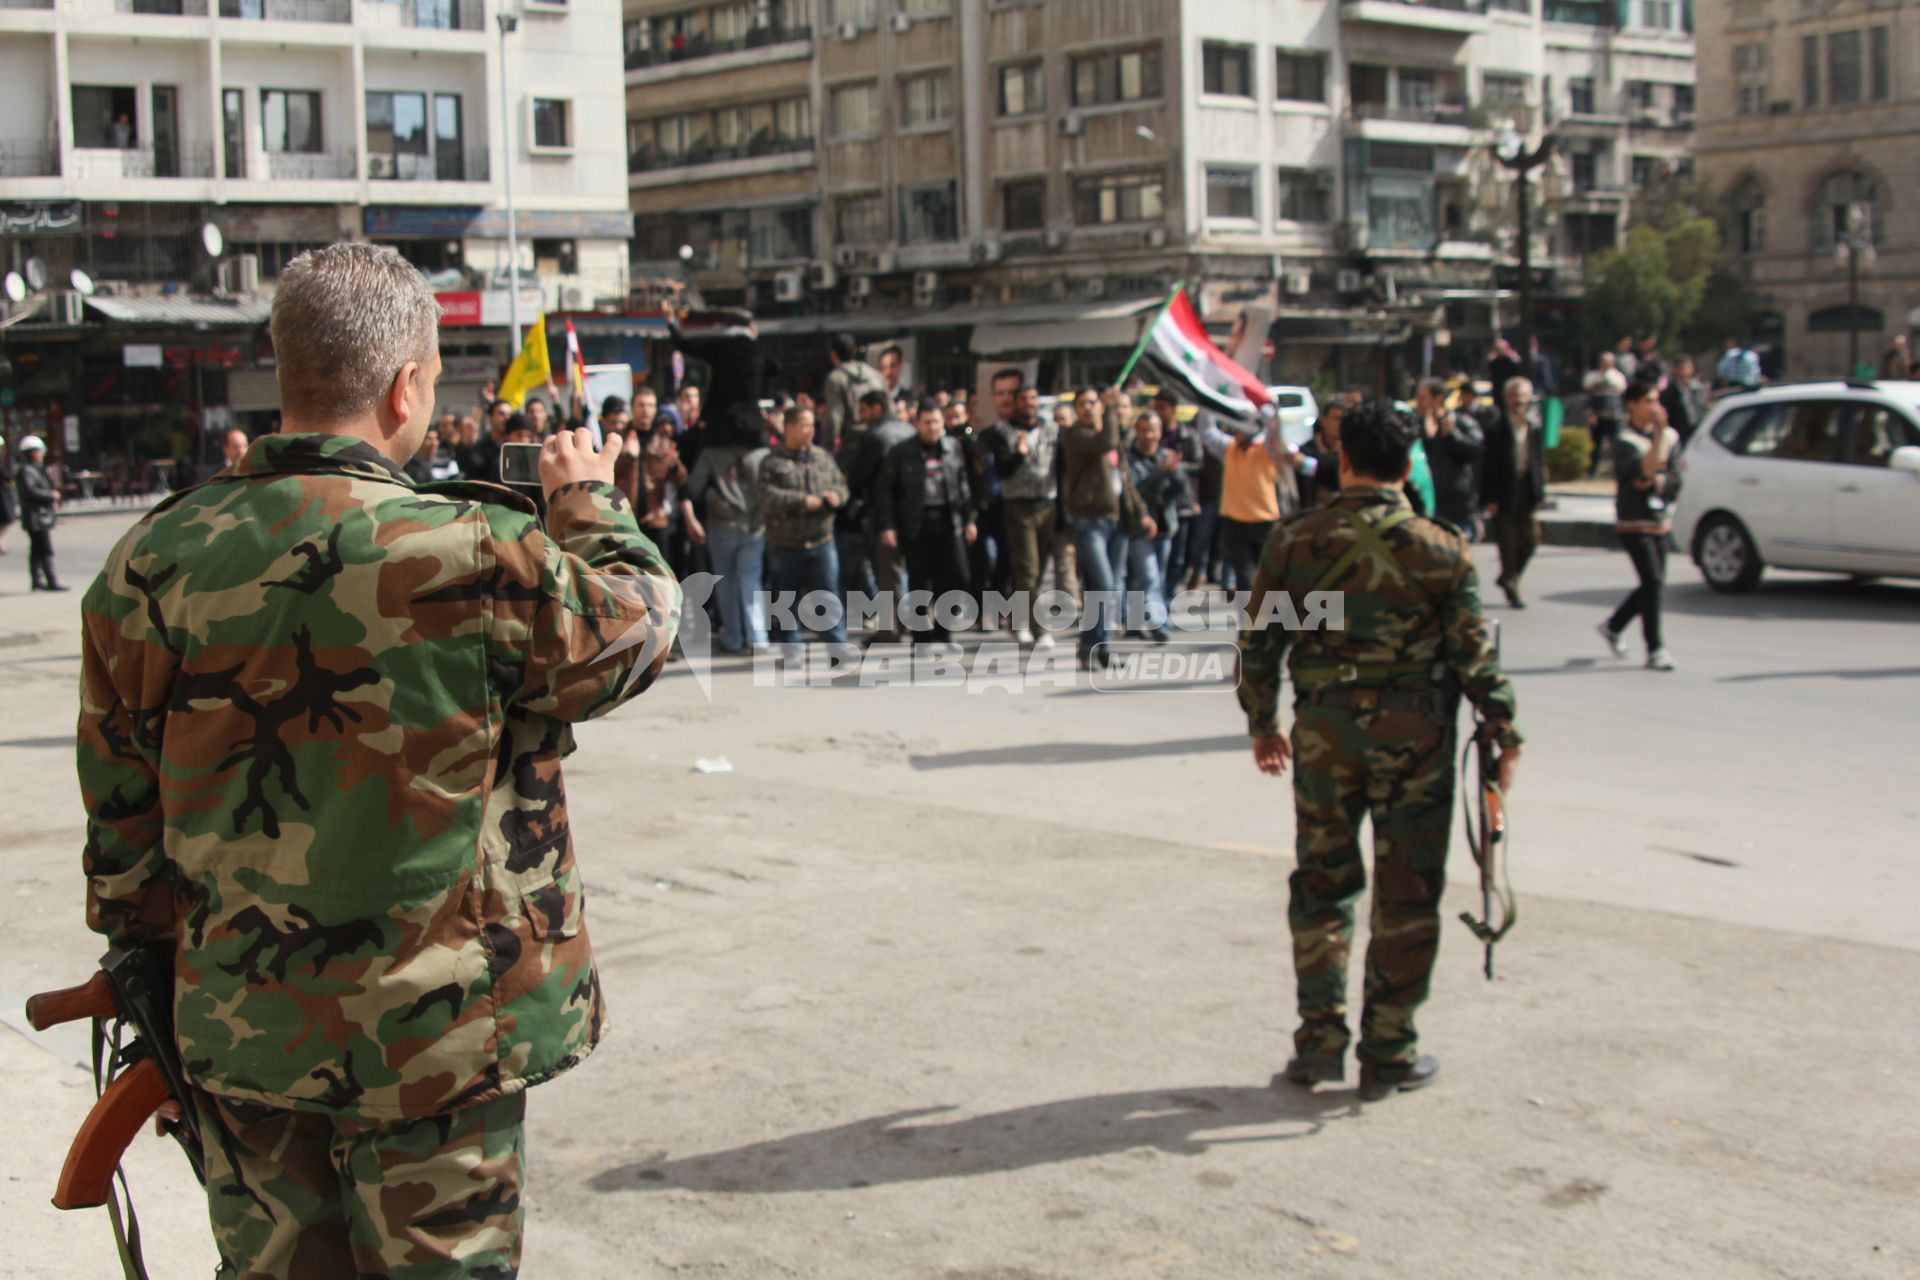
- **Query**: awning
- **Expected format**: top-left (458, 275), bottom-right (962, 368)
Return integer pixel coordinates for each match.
top-left (755, 297), bottom-right (1161, 349)
top-left (85, 295), bottom-right (273, 327)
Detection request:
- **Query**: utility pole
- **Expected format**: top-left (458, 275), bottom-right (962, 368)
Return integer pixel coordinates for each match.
top-left (1494, 130), bottom-right (1557, 366)
top-left (497, 10), bottom-right (522, 353)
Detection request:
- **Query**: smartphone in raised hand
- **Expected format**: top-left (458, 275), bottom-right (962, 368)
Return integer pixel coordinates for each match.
top-left (499, 442), bottom-right (543, 489)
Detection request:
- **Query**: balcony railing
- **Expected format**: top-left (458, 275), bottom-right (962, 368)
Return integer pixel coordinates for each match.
top-left (628, 132), bottom-right (812, 174)
top-left (63, 0), bottom-right (210, 13)
top-left (71, 143), bottom-right (216, 178)
top-left (0, 141), bottom-right (59, 176)
top-left (624, 22), bottom-right (812, 71)
top-left (1343, 0), bottom-right (1486, 11)
top-left (367, 146), bottom-right (490, 182)
top-left (1350, 99), bottom-right (1475, 126)
top-left (357, 0), bottom-right (483, 30)
top-left (218, 0), bottom-right (350, 20)
top-left (0, 0), bottom-right (56, 10)
top-left (244, 148), bottom-right (356, 180)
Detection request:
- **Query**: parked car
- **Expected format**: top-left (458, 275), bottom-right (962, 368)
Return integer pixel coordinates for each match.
top-left (1266, 385), bottom-right (1320, 449)
top-left (1674, 380), bottom-right (1920, 591)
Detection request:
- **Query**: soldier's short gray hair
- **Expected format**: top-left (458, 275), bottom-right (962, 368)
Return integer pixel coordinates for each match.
top-left (272, 243), bottom-right (440, 424)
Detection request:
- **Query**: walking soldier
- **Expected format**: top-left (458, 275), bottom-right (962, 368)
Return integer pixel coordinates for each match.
top-left (1236, 398), bottom-right (1523, 1100)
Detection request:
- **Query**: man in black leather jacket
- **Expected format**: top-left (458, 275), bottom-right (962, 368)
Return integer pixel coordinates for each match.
top-left (874, 398), bottom-right (976, 648)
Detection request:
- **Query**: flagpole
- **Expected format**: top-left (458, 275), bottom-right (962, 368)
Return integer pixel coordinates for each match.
top-left (1116, 280), bottom-right (1184, 386)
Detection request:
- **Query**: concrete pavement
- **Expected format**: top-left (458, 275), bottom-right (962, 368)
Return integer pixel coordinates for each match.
top-left (2, 511), bottom-right (1916, 1279)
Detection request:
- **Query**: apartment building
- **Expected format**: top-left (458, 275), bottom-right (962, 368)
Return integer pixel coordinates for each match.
top-left (620, 0), bottom-right (1695, 386)
top-left (1696, 0), bottom-right (1917, 376)
top-left (0, 0), bottom-right (632, 434)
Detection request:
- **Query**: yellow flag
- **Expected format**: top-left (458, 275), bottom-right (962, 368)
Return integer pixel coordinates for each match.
top-left (497, 314), bottom-right (551, 408)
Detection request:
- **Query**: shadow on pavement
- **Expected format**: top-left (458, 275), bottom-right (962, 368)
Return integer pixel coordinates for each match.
top-left (1718, 666), bottom-right (1920, 683)
top-left (1546, 578), bottom-right (1920, 623)
top-left (0, 736), bottom-right (72, 749)
top-left (909, 736), bottom-right (1245, 770)
top-left (588, 1085), bottom-right (1353, 1194)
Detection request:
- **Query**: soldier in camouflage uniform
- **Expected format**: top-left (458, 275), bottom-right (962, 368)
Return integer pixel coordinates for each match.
top-left (76, 243), bottom-right (681, 1278)
top-left (1236, 399), bottom-right (1522, 1101)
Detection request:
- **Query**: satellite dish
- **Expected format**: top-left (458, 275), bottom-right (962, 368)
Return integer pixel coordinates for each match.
top-left (70, 269), bottom-right (95, 296)
top-left (201, 222), bottom-right (225, 258)
top-left (23, 258), bottom-right (47, 291)
top-left (2, 272), bottom-right (25, 305)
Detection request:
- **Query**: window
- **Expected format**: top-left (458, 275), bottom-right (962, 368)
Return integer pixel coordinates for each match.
top-left (1674, 84), bottom-right (1695, 117)
top-left (900, 181), bottom-right (958, 243)
top-left (900, 71), bottom-right (952, 129)
top-left (72, 85), bottom-right (138, 149)
top-left (1802, 35), bottom-right (1821, 106)
top-left (1002, 178), bottom-right (1046, 232)
top-left (1205, 166), bottom-right (1255, 220)
top-left (1829, 30), bottom-right (1863, 105)
top-left (899, 0), bottom-right (947, 13)
top-left (1736, 84), bottom-right (1766, 116)
top-left (1202, 43), bottom-right (1252, 98)
top-left (1640, 0), bottom-right (1674, 28)
top-left (1631, 155), bottom-right (1662, 187)
top-left (1071, 48), bottom-right (1162, 107)
top-left (1570, 151), bottom-right (1598, 190)
top-left (1733, 43), bottom-right (1768, 75)
top-left (222, 88), bottom-right (245, 178)
top-left (261, 90), bottom-right (321, 154)
top-left (828, 0), bottom-right (876, 27)
top-left (748, 206), bottom-right (813, 261)
top-left (1275, 51), bottom-right (1325, 103)
top-left (532, 98), bottom-right (571, 150)
top-left (1568, 77), bottom-right (1595, 115)
top-left (999, 63), bottom-right (1043, 117)
top-left (1729, 180), bottom-right (1766, 255)
top-left (532, 239), bottom-right (577, 276)
top-left (1627, 80), bottom-right (1654, 112)
top-left (1748, 401), bottom-right (1841, 461)
top-left (366, 90), bottom-right (428, 177)
top-left (1278, 169), bottom-right (1331, 223)
top-left (830, 81), bottom-right (880, 137)
top-left (835, 193), bottom-right (886, 245)
top-left (1368, 142), bottom-right (1433, 172)
top-left (1483, 73), bottom-right (1529, 108)
top-left (1072, 170), bottom-right (1165, 225)
top-left (434, 94), bottom-right (465, 180)
top-left (1870, 26), bottom-right (1890, 100)
top-left (1811, 170), bottom-right (1877, 251)
top-left (1845, 405), bottom-right (1920, 466)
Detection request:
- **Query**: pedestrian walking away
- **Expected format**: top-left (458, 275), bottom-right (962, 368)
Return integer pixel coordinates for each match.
top-left (1236, 398), bottom-right (1523, 1101)
top-left (1583, 352), bottom-right (1627, 479)
top-left (985, 383), bottom-right (1062, 644)
top-left (69, 243), bottom-right (682, 1278)
top-left (1480, 377), bottom-right (1546, 608)
top-left (14, 434), bottom-right (65, 591)
top-left (1599, 381), bottom-right (1684, 671)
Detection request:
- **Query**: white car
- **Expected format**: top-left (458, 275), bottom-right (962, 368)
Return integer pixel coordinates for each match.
top-left (1675, 380), bottom-right (1920, 591)
top-left (1266, 385), bottom-right (1320, 449)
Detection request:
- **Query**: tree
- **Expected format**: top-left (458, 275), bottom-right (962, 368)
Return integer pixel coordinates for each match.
top-left (1581, 174), bottom-right (1723, 351)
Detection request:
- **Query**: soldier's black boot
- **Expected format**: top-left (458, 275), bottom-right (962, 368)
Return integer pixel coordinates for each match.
top-left (1276, 1056), bottom-right (1346, 1088)
top-left (1359, 1055), bottom-right (1440, 1101)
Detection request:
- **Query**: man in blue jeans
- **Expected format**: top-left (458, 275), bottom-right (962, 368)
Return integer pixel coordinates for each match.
top-left (755, 406), bottom-right (855, 654)
top-left (1060, 389), bottom-right (1154, 669)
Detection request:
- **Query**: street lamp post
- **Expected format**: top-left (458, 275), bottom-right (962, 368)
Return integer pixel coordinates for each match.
top-left (1835, 202), bottom-right (1874, 377)
top-left (1494, 129), bottom-right (1557, 367)
top-left (497, 11), bottom-right (523, 353)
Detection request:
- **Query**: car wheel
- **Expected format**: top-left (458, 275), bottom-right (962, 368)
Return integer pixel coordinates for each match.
top-left (1695, 515), bottom-right (1763, 593)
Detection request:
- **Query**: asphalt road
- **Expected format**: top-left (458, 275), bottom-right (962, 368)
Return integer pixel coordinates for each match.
top-left (2, 510), bottom-right (1916, 1279)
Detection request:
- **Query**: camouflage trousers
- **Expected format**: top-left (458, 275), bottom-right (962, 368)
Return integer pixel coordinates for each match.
top-left (190, 1089), bottom-right (526, 1280)
top-left (1288, 691), bottom-right (1456, 1069)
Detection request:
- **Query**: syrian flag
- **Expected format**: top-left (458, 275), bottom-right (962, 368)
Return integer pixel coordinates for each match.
top-left (1123, 287), bottom-right (1270, 423)
top-left (564, 317), bottom-right (589, 402)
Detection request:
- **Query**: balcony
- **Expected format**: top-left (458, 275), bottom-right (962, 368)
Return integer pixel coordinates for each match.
top-left (61, 0), bottom-right (209, 12)
top-left (367, 146), bottom-right (490, 182)
top-left (218, 0), bottom-right (349, 21)
top-left (1340, 0), bottom-right (1488, 36)
top-left (1347, 99), bottom-right (1482, 143)
top-left (0, 140), bottom-right (59, 176)
top-left (71, 143), bottom-right (215, 178)
top-left (357, 0), bottom-right (483, 31)
top-left (224, 147), bottom-right (355, 180)
top-left (0, 0), bottom-right (56, 9)
top-left (628, 132), bottom-right (813, 174)
top-left (624, 22), bottom-right (811, 72)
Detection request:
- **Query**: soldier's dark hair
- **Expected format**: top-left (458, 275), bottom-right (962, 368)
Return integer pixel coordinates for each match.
top-left (1623, 379), bottom-right (1658, 403)
top-left (831, 333), bottom-right (860, 361)
top-left (859, 389), bottom-right (890, 409)
top-left (1339, 398), bottom-right (1419, 482)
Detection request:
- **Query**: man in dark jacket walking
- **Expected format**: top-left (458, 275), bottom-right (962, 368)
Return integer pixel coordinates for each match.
top-left (876, 399), bottom-right (976, 648)
top-left (1480, 377), bottom-right (1547, 607)
top-left (14, 434), bottom-right (64, 591)
top-left (757, 406), bottom-right (855, 653)
top-left (1413, 377), bottom-right (1485, 535)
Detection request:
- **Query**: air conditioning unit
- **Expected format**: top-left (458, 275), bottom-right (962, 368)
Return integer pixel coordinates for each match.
top-left (235, 253), bottom-right (261, 294)
top-left (833, 245), bottom-right (861, 269)
top-left (52, 290), bottom-right (85, 326)
top-left (773, 269), bottom-right (805, 302)
top-left (1335, 269), bottom-right (1364, 294)
top-left (809, 261), bottom-right (838, 289)
top-left (1284, 268), bottom-right (1314, 296)
top-left (1144, 227), bottom-right (1168, 248)
top-left (838, 21), bottom-right (859, 40)
top-left (1082, 278), bottom-right (1107, 299)
top-left (846, 275), bottom-right (874, 300)
top-left (971, 238), bottom-right (1002, 264)
top-left (912, 270), bottom-right (940, 304)
top-left (871, 250), bottom-right (897, 273)
top-left (558, 283), bottom-right (590, 310)
top-left (890, 11), bottom-right (911, 32)
top-left (1044, 227), bottom-right (1068, 250)
top-left (1057, 112), bottom-right (1084, 137)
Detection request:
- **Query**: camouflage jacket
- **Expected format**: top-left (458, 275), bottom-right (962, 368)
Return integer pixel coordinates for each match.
top-left (1236, 485), bottom-right (1521, 748)
top-left (755, 444), bottom-right (849, 549)
top-left (78, 433), bottom-right (681, 1120)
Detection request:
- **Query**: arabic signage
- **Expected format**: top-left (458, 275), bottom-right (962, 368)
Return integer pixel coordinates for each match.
top-left (367, 206), bottom-right (633, 240)
top-left (434, 289), bottom-right (545, 328)
top-left (1, 202), bottom-right (83, 236)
